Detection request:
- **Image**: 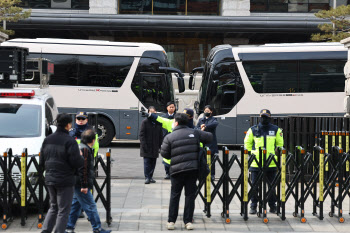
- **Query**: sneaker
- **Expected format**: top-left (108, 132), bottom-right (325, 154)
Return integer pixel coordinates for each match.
top-left (145, 178), bottom-right (150, 184)
top-left (93, 229), bottom-right (111, 233)
top-left (167, 222), bottom-right (175, 230)
top-left (185, 222), bottom-right (194, 230)
top-left (66, 228), bottom-right (75, 233)
top-left (270, 206), bottom-right (277, 214)
top-left (249, 206), bottom-right (257, 215)
top-left (150, 178), bottom-right (156, 183)
top-left (164, 174), bottom-right (170, 180)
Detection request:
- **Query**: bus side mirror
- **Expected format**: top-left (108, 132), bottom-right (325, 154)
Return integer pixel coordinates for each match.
top-left (177, 76), bottom-right (185, 93)
top-left (189, 73), bottom-right (195, 90)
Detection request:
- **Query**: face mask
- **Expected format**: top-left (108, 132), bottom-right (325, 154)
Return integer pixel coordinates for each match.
top-left (260, 117), bottom-right (271, 126)
top-left (204, 112), bottom-right (211, 117)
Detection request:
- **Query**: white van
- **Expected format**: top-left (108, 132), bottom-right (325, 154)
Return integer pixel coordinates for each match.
top-left (0, 88), bottom-right (58, 181)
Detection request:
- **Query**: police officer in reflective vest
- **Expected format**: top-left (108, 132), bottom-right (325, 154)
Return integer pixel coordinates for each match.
top-left (244, 109), bottom-right (283, 214)
top-left (69, 112), bottom-right (99, 158)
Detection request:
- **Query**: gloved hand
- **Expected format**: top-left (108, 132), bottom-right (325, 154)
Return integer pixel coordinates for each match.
top-left (140, 107), bottom-right (148, 118)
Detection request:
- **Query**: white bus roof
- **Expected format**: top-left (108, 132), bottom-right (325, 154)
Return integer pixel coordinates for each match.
top-left (233, 42), bottom-right (347, 54)
top-left (2, 38), bottom-right (165, 56)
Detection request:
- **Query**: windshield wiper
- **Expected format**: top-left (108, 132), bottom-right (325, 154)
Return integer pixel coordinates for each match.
top-left (0, 135), bottom-right (17, 138)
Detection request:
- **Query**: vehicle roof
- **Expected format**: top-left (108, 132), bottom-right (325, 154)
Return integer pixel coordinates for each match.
top-left (233, 42), bottom-right (347, 53)
top-left (0, 88), bottom-right (52, 105)
top-left (2, 38), bottom-right (165, 56)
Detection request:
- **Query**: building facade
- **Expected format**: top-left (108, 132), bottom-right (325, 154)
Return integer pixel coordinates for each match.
top-left (12, 0), bottom-right (350, 73)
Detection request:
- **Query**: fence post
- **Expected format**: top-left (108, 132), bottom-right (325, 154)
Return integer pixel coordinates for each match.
top-left (205, 148), bottom-right (211, 218)
top-left (319, 147), bottom-right (324, 220)
top-left (2, 149), bottom-right (9, 230)
top-left (106, 149), bottom-right (112, 226)
top-left (243, 148), bottom-right (249, 221)
top-left (262, 148), bottom-right (268, 223)
top-left (280, 148), bottom-right (286, 220)
top-left (37, 152), bottom-right (44, 229)
top-left (21, 148), bottom-right (27, 226)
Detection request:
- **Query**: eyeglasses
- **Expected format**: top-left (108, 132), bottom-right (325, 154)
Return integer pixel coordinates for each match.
top-left (76, 117), bottom-right (86, 121)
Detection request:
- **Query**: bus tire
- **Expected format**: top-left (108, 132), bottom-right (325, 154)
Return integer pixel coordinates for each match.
top-left (97, 117), bottom-right (115, 147)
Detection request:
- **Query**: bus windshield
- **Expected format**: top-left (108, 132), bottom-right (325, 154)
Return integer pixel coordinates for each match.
top-left (0, 104), bottom-right (41, 138)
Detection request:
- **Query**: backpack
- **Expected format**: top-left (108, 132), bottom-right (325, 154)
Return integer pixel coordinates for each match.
top-left (194, 130), bottom-right (210, 181)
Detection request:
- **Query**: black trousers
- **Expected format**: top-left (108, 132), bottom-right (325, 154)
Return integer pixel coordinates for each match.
top-left (250, 169), bottom-right (277, 208)
top-left (168, 171), bottom-right (198, 224)
top-left (42, 185), bottom-right (74, 233)
top-left (144, 157), bottom-right (157, 179)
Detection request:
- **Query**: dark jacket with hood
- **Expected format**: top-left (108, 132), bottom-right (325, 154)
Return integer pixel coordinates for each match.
top-left (160, 125), bottom-right (213, 176)
top-left (139, 118), bottom-right (163, 158)
top-left (40, 127), bottom-right (84, 186)
top-left (76, 143), bottom-right (95, 189)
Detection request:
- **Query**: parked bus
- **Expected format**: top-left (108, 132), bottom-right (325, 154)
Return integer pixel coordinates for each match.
top-left (2, 38), bottom-right (185, 146)
top-left (189, 42), bottom-right (347, 144)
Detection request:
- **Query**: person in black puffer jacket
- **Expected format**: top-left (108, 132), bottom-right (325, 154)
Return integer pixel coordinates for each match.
top-left (66, 129), bottom-right (111, 233)
top-left (39, 113), bottom-right (84, 233)
top-left (160, 113), bottom-right (212, 230)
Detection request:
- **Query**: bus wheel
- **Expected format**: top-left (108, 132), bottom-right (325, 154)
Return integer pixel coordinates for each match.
top-left (97, 117), bottom-right (115, 147)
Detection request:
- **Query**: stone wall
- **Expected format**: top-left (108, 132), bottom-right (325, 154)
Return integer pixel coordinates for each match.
top-left (220, 0), bottom-right (250, 16)
top-left (89, 0), bottom-right (118, 14)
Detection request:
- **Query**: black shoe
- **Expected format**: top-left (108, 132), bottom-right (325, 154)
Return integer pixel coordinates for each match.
top-left (164, 174), bottom-right (170, 180)
top-left (79, 211), bottom-right (85, 218)
top-left (145, 178), bottom-right (150, 184)
top-left (150, 178), bottom-right (156, 183)
top-left (66, 228), bottom-right (75, 233)
top-left (249, 207), bottom-right (257, 215)
top-left (93, 229), bottom-right (112, 233)
top-left (269, 206), bottom-right (277, 213)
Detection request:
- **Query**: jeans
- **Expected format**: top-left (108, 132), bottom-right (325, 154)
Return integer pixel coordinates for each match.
top-left (250, 170), bottom-right (277, 208)
top-left (144, 157), bottom-right (157, 179)
top-left (163, 160), bottom-right (170, 175)
top-left (42, 185), bottom-right (74, 233)
top-left (66, 187), bottom-right (101, 231)
top-left (168, 171), bottom-right (198, 224)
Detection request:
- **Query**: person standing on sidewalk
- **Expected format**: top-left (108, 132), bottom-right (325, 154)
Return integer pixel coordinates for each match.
top-left (66, 129), bottom-right (111, 233)
top-left (195, 105), bottom-right (218, 182)
top-left (244, 109), bottom-right (284, 215)
top-left (161, 113), bottom-right (212, 230)
top-left (40, 113), bottom-right (84, 233)
top-left (139, 106), bottom-right (163, 184)
top-left (161, 101), bottom-right (176, 179)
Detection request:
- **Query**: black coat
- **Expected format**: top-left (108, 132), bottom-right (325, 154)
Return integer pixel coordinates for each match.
top-left (139, 118), bottom-right (163, 158)
top-left (196, 116), bottom-right (219, 153)
top-left (76, 143), bottom-right (95, 189)
top-left (160, 125), bottom-right (213, 176)
top-left (40, 127), bottom-right (84, 187)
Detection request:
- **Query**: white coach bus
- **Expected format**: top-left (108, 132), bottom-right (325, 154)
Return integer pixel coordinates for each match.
top-left (2, 38), bottom-right (185, 146)
top-left (189, 42), bottom-right (347, 144)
